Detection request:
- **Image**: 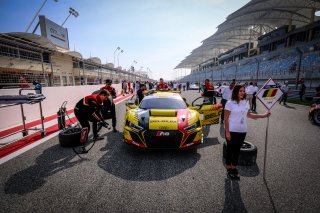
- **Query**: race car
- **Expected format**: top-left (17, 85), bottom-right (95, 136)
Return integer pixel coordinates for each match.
top-left (123, 91), bottom-right (222, 149)
top-left (189, 83), bottom-right (200, 90)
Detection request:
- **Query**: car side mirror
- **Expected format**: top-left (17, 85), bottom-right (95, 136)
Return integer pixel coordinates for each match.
top-left (188, 105), bottom-right (201, 110)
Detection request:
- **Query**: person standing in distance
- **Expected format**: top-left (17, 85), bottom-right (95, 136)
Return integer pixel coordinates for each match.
top-left (224, 85), bottom-right (271, 180)
top-left (101, 79), bottom-right (117, 99)
top-left (137, 84), bottom-right (146, 104)
top-left (251, 82), bottom-right (259, 112)
top-left (202, 79), bottom-right (215, 104)
top-left (279, 81), bottom-right (290, 105)
top-left (157, 78), bottom-right (169, 90)
top-left (220, 81), bottom-right (235, 124)
top-left (33, 81), bottom-right (42, 94)
top-left (299, 79), bottom-right (306, 102)
top-left (245, 82), bottom-right (255, 111)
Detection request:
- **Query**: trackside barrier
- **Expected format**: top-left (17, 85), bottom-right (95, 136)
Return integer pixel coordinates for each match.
top-left (0, 83), bottom-right (123, 130)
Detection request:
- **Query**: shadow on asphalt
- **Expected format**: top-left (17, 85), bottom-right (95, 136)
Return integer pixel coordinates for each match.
top-left (222, 178), bottom-right (248, 213)
top-left (4, 144), bottom-right (85, 195)
top-left (98, 131), bottom-right (201, 181)
top-left (219, 123), bottom-right (225, 139)
top-left (284, 105), bottom-right (296, 109)
top-left (203, 125), bottom-right (210, 137)
top-left (221, 157), bottom-right (260, 177)
top-left (199, 137), bottom-right (220, 148)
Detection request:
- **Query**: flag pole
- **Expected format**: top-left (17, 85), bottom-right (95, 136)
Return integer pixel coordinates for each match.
top-left (263, 110), bottom-right (270, 180)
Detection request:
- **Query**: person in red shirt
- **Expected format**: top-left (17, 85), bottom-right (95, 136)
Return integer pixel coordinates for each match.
top-left (128, 81), bottom-right (132, 93)
top-left (100, 79), bottom-right (117, 99)
top-left (202, 79), bottom-right (216, 104)
top-left (74, 90), bottom-right (109, 144)
top-left (156, 78), bottom-right (169, 90)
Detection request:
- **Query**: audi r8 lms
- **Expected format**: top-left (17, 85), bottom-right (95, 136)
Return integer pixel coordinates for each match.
top-left (123, 92), bottom-right (222, 149)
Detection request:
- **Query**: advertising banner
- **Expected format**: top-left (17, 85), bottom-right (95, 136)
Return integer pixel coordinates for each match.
top-left (39, 15), bottom-right (69, 50)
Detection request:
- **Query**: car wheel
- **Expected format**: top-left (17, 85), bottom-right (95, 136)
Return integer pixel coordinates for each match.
top-left (223, 141), bottom-right (257, 166)
top-left (313, 110), bottom-right (320, 126)
top-left (59, 127), bottom-right (82, 147)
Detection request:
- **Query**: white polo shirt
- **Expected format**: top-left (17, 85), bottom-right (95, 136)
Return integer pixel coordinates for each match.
top-left (246, 85), bottom-right (255, 95)
top-left (221, 86), bottom-right (233, 100)
top-left (225, 100), bottom-right (250, 133)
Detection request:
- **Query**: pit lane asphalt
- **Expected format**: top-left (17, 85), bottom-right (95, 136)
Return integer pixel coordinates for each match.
top-left (1, 90), bottom-right (320, 213)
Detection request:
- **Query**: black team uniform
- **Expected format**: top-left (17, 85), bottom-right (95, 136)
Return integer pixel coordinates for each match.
top-left (100, 84), bottom-right (117, 99)
top-left (100, 97), bottom-right (117, 132)
top-left (137, 84), bottom-right (145, 104)
top-left (100, 79), bottom-right (118, 132)
top-left (74, 93), bottom-right (107, 144)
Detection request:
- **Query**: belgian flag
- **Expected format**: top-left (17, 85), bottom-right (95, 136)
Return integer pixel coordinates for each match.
top-left (262, 88), bottom-right (278, 97)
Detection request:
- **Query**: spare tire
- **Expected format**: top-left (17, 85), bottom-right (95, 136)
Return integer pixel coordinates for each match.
top-left (59, 127), bottom-right (82, 147)
top-left (223, 141), bottom-right (257, 166)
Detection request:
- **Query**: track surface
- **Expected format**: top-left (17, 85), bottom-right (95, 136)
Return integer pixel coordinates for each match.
top-left (1, 90), bottom-right (320, 213)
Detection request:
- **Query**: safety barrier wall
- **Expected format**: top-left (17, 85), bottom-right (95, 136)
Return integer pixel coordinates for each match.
top-left (0, 83), bottom-right (123, 130)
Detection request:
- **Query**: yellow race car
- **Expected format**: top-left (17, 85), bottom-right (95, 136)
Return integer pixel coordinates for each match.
top-left (123, 91), bottom-right (222, 149)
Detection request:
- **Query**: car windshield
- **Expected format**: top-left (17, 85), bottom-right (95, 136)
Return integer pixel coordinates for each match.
top-left (140, 98), bottom-right (187, 109)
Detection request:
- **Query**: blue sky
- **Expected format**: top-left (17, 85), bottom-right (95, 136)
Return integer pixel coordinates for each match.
top-left (0, 0), bottom-right (250, 80)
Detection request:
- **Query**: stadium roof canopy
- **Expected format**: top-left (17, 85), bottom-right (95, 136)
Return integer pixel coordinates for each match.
top-left (0, 32), bottom-right (57, 51)
top-left (175, 0), bottom-right (320, 69)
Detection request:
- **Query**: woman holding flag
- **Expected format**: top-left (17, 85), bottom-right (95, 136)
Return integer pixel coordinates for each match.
top-left (224, 85), bottom-right (271, 180)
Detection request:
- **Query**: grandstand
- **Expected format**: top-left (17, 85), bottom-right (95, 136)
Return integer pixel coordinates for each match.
top-left (176, 0), bottom-right (320, 88)
top-left (0, 33), bottom-right (147, 89)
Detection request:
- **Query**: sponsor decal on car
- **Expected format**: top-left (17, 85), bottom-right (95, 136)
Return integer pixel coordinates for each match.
top-left (149, 117), bottom-right (178, 130)
top-left (156, 131), bottom-right (170, 136)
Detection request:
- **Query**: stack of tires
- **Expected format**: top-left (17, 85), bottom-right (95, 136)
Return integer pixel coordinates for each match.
top-left (223, 141), bottom-right (257, 166)
top-left (59, 127), bottom-right (82, 147)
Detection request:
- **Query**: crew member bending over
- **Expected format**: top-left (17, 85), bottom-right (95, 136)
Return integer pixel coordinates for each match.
top-left (74, 90), bottom-right (109, 144)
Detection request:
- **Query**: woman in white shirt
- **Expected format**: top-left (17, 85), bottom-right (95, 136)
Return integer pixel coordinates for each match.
top-left (224, 85), bottom-right (270, 180)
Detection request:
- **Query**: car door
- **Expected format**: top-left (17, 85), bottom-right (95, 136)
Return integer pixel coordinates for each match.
top-left (188, 97), bottom-right (223, 125)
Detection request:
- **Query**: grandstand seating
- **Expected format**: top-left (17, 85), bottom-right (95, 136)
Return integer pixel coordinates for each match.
top-left (183, 39), bottom-right (320, 87)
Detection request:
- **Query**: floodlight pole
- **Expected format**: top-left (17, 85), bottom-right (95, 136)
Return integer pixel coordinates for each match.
top-left (26, 0), bottom-right (48, 32)
top-left (117, 49), bottom-right (124, 67)
top-left (113, 47), bottom-right (120, 67)
top-left (62, 7), bottom-right (79, 27)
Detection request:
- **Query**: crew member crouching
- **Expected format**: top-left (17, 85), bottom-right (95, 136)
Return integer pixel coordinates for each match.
top-left (74, 90), bottom-right (109, 143)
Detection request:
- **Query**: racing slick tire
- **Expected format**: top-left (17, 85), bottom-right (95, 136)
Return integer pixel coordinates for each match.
top-left (223, 141), bottom-right (257, 166)
top-left (59, 127), bottom-right (82, 147)
top-left (313, 110), bottom-right (320, 126)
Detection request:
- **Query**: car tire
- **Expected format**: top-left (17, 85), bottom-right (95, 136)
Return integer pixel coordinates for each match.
top-left (59, 127), bottom-right (82, 147)
top-left (313, 110), bottom-right (320, 126)
top-left (223, 141), bottom-right (257, 166)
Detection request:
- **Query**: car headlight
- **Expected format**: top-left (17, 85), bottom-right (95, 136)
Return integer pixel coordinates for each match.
top-left (126, 120), bottom-right (144, 132)
top-left (184, 121), bottom-right (200, 132)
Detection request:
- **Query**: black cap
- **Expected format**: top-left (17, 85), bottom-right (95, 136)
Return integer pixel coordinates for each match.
top-left (105, 79), bottom-right (112, 84)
